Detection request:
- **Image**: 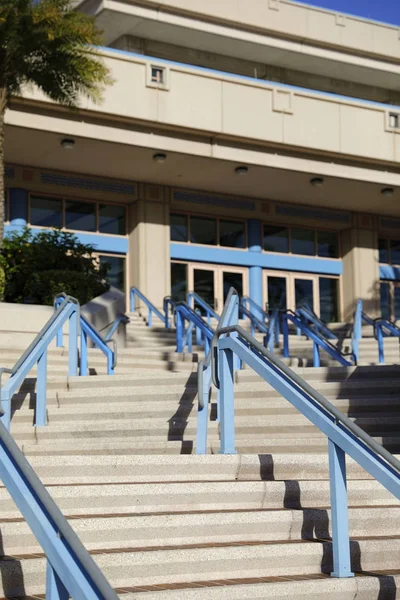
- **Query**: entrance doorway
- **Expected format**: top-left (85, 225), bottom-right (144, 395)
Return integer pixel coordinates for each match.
top-left (170, 262), bottom-right (248, 312)
top-left (380, 281), bottom-right (400, 321)
top-left (264, 270), bottom-right (340, 321)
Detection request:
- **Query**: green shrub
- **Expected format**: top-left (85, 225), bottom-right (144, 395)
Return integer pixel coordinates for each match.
top-left (1, 228), bottom-right (109, 305)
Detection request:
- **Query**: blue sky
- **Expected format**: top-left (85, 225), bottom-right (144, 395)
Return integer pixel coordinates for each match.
top-left (293, 0), bottom-right (400, 26)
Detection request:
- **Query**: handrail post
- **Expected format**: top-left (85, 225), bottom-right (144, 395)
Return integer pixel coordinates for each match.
top-left (218, 339), bottom-right (237, 455)
top-left (1, 391), bottom-right (11, 431)
top-left (107, 351), bottom-right (114, 376)
top-left (130, 289), bottom-right (135, 313)
top-left (35, 349), bottom-right (47, 426)
top-left (313, 342), bottom-right (320, 368)
top-left (46, 560), bottom-right (69, 600)
top-left (328, 440), bottom-right (354, 578)
top-left (376, 323), bottom-right (384, 364)
top-left (68, 308), bottom-right (79, 377)
top-left (148, 307), bottom-right (153, 327)
top-left (176, 311), bottom-right (184, 353)
top-left (282, 316), bottom-right (290, 358)
top-left (80, 329), bottom-right (88, 376)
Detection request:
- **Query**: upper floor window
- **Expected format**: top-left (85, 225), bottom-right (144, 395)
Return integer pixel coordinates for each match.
top-left (28, 194), bottom-right (126, 235)
top-left (30, 195), bottom-right (63, 228)
top-left (379, 238), bottom-right (400, 265)
top-left (170, 213), bottom-right (246, 249)
top-left (263, 223), bottom-right (339, 258)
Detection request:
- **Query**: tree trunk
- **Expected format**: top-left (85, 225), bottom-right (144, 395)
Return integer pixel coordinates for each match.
top-left (0, 89), bottom-right (7, 249)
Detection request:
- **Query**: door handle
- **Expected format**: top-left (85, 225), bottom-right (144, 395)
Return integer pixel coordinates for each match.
top-left (215, 298), bottom-right (219, 310)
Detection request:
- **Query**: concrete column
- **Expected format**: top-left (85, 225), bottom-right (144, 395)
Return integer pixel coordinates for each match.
top-left (128, 184), bottom-right (170, 311)
top-left (9, 188), bottom-right (28, 228)
top-left (248, 219), bottom-right (263, 317)
top-left (341, 223), bottom-right (380, 321)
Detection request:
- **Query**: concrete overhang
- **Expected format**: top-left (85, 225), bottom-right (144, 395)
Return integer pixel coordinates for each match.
top-left (79, 0), bottom-right (400, 94)
top-left (6, 105), bottom-right (400, 217)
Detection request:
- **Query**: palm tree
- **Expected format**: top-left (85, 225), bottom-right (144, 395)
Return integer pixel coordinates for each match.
top-left (0, 0), bottom-right (111, 243)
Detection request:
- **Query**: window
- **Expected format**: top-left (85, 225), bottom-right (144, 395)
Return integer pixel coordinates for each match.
top-left (263, 223), bottom-right (339, 258)
top-left (151, 67), bottom-right (164, 84)
top-left (30, 195), bottom-right (63, 228)
top-left (190, 216), bottom-right (217, 245)
top-left (65, 201), bottom-right (96, 232)
top-left (379, 238), bottom-right (389, 264)
top-left (170, 214), bottom-right (188, 242)
top-left (219, 220), bottom-right (245, 248)
top-left (99, 255), bottom-right (125, 292)
top-left (291, 228), bottom-right (315, 256)
top-left (318, 231), bottom-right (339, 258)
top-left (263, 225), bottom-right (289, 253)
top-left (389, 113), bottom-right (400, 129)
top-left (99, 204), bottom-right (126, 235)
top-left (391, 240), bottom-right (400, 265)
top-left (171, 262), bottom-right (187, 302)
top-left (319, 278), bottom-right (339, 322)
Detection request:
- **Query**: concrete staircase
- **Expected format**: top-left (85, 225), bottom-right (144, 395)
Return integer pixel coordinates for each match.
top-left (0, 312), bottom-right (399, 598)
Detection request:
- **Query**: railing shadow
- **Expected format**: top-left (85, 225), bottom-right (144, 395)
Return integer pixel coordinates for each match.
top-left (0, 530), bottom-right (27, 597)
top-left (167, 371), bottom-right (197, 454)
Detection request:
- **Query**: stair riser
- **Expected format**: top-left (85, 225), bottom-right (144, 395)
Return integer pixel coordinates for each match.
top-left (0, 539), bottom-right (398, 595)
top-left (2, 507), bottom-right (398, 555)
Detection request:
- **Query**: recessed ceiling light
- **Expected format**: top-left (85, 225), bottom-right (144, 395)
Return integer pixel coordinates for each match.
top-left (381, 187), bottom-right (394, 197)
top-left (153, 152), bottom-right (167, 163)
top-left (310, 177), bottom-right (324, 187)
top-left (235, 166), bottom-right (248, 175)
top-left (60, 138), bottom-right (75, 150)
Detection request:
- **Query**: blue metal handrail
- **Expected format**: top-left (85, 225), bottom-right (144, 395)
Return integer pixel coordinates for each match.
top-left (175, 302), bottom-right (214, 354)
top-left (0, 295), bottom-right (80, 429)
top-left (196, 288), bottom-right (239, 454)
top-left (104, 313), bottom-right (130, 342)
top-left (241, 296), bottom-right (269, 322)
top-left (0, 418), bottom-right (118, 599)
top-left (297, 305), bottom-right (338, 340)
top-left (375, 318), bottom-right (400, 363)
top-left (352, 299), bottom-right (363, 363)
top-left (187, 291), bottom-right (220, 325)
top-left (209, 322), bottom-right (400, 579)
top-left (130, 287), bottom-right (168, 327)
top-left (55, 293), bottom-right (116, 376)
top-left (282, 311), bottom-right (354, 367)
top-left (163, 296), bottom-right (175, 329)
top-left (239, 304), bottom-right (268, 336)
top-left (264, 308), bottom-right (279, 352)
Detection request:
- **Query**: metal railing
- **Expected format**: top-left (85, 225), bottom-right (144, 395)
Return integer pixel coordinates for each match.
top-left (0, 409), bottom-right (117, 599)
top-left (297, 304), bottom-right (338, 341)
top-left (241, 296), bottom-right (269, 322)
top-left (352, 299), bottom-right (363, 363)
top-left (0, 295), bottom-right (80, 429)
top-left (210, 321), bottom-right (400, 578)
top-left (282, 311), bottom-right (355, 367)
top-left (175, 301), bottom-right (214, 354)
top-left (104, 313), bottom-right (130, 342)
top-left (130, 287), bottom-right (169, 327)
top-left (239, 304), bottom-right (268, 336)
top-left (375, 318), bottom-right (400, 363)
top-left (187, 291), bottom-right (220, 325)
top-left (55, 293), bottom-right (120, 376)
top-left (196, 288), bottom-right (239, 454)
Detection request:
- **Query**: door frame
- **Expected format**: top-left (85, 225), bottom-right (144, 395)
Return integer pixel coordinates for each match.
top-left (263, 270), bottom-right (342, 320)
top-left (263, 270), bottom-right (320, 316)
top-left (180, 261), bottom-right (248, 310)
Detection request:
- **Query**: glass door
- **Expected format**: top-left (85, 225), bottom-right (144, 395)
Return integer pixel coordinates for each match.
top-left (265, 274), bottom-right (288, 313)
top-left (221, 268), bottom-right (246, 309)
top-left (192, 267), bottom-right (216, 312)
top-left (293, 276), bottom-right (315, 311)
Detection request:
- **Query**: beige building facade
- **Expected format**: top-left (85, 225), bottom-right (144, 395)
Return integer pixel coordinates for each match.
top-left (5, 0), bottom-right (400, 321)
